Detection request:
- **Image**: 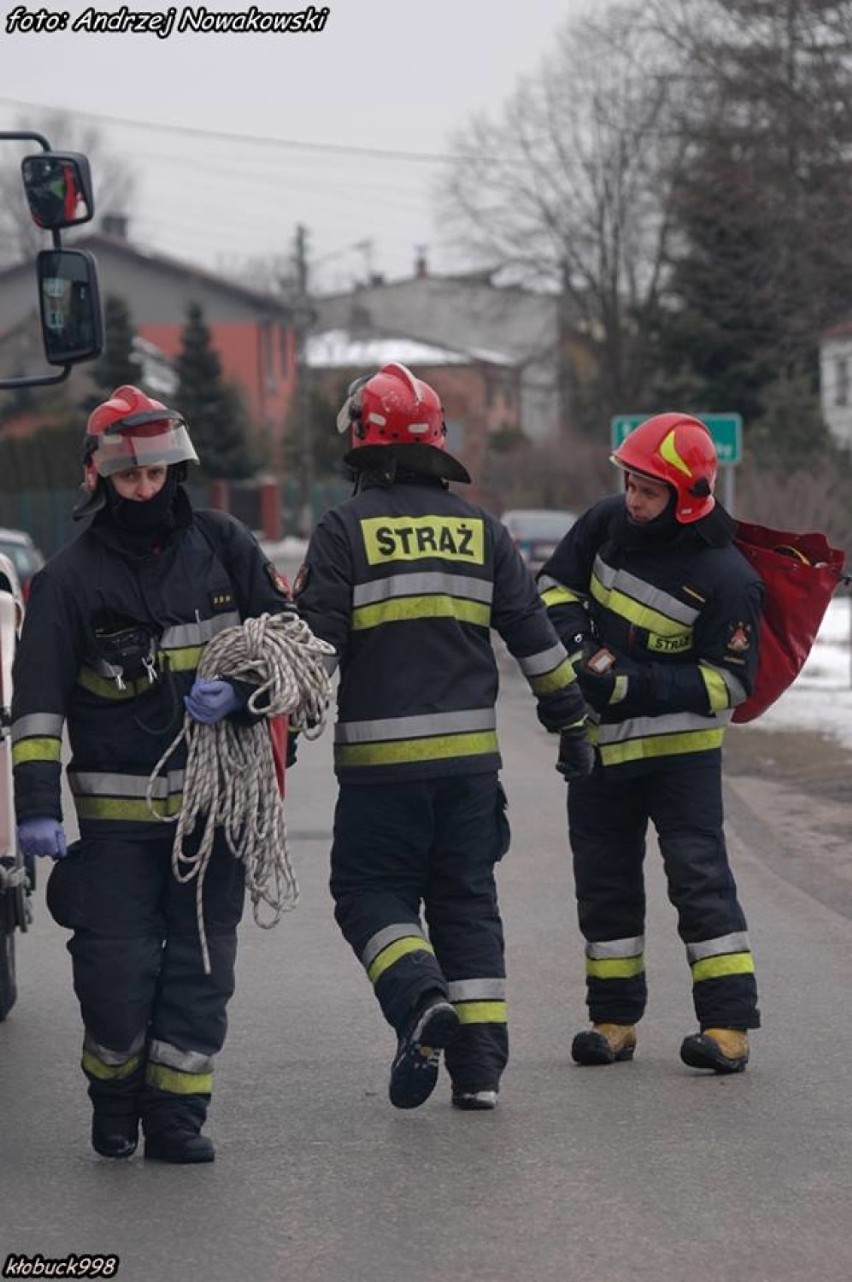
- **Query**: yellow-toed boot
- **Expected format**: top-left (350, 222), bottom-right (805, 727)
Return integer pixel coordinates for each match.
top-left (680, 1027), bottom-right (749, 1074)
top-left (571, 1022), bottom-right (637, 1066)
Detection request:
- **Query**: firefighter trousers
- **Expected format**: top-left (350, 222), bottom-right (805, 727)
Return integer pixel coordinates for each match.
top-left (567, 760), bottom-right (760, 1030)
top-left (330, 773), bottom-right (510, 1093)
top-left (46, 829), bottom-right (245, 1136)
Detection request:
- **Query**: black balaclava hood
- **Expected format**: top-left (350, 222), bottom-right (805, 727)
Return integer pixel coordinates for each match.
top-left (104, 467), bottom-right (179, 544)
top-left (615, 485), bottom-right (680, 549)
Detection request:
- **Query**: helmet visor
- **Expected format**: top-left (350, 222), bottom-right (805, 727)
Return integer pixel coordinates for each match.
top-left (92, 420), bottom-right (199, 477)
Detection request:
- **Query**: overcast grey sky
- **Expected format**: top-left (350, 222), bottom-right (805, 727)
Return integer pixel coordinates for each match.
top-left (0, 0), bottom-right (597, 291)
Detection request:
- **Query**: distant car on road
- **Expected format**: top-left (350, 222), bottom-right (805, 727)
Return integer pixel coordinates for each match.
top-left (502, 508), bottom-right (577, 575)
top-left (0, 529), bottom-right (44, 602)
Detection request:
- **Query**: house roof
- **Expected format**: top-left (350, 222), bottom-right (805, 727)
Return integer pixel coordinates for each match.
top-left (307, 327), bottom-right (514, 370)
top-left (0, 232), bottom-right (292, 318)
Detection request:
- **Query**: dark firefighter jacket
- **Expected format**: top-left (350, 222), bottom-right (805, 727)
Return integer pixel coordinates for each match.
top-left (538, 495), bottom-right (764, 775)
top-left (295, 475), bottom-right (587, 785)
top-left (11, 493), bottom-right (292, 838)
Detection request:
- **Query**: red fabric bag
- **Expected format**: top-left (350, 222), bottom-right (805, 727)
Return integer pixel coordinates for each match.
top-left (731, 521), bottom-right (847, 723)
top-left (268, 714), bottom-right (289, 796)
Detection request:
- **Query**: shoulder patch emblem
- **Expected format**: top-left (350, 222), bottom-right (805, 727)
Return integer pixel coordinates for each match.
top-left (727, 622), bottom-right (752, 653)
top-left (292, 563), bottom-right (309, 596)
top-left (265, 562), bottom-right (291, 598)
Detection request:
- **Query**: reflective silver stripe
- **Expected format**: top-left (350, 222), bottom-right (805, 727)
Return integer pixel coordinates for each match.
top-left (701, 661), bottom-right (747, 705)
top-left (148, 1039), bottom-right (214, 1074)
top-left (12, 713), bottom-right (64, 742)
top-left (353, 572), bottom-right (493, 607)
top-left (687, 933), bottom-right (751, 964)
top-left (161, 613), bottom-right (240, 648)
top-left (596, 709), bottom-right (732, 744)
top-left (84, 1030), bottom-right (146, 1065)
top-left (361, 923), bottom-right (428, 971)
top-left (69, 770), bottom-right (185, 798)
top-left (448, 978), bottom-right (506, 1001)
top-left (594, 557), bottom-right (700, 625)
top-left (585, 937), bottom-right (644, 960)
top-left (538, 574), bottom-right (587, 601)
top-left (516, 641), bottom-right (569, 677)
top-left (336, 708), bottom-right (496, 745)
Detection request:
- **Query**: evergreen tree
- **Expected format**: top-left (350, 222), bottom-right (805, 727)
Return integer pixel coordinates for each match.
top-left (655, 0), bottom-right (852, 444)
top-left (83, 295), bottom-right (142, 409)
top-left (175, 302), bottom-right (254, 479)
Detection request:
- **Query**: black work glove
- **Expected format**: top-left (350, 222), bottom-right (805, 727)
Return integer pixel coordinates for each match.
top-left (555, 724), bottom-right (595, 781)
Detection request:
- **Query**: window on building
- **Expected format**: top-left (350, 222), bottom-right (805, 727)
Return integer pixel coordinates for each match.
top-left (835, 356), bottom-right (849, 407)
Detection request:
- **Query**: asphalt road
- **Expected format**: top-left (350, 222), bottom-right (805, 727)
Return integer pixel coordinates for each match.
top-left (2, 666), bottom-right (852, 1282)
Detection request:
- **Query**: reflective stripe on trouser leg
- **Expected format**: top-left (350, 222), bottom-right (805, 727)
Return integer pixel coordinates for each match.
top-left (330, 783), bottom-right (449, 1031)
top-left (426, 773), bottom-right (508, 1090)
top-left (568, 772), bottom-right (649, 1024)
top-left (650, 762), bottom-right (760, 1030)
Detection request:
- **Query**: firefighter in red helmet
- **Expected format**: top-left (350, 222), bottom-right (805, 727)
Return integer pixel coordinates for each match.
top-left (12, 386), bottom-right (296, 1163)
top-left (538, 412), bottom-right (764, 1074)
top-left (294, 362), bottom-right (592, 1111)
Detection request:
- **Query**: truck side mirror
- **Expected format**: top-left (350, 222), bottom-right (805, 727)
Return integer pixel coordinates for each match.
top-left (37, 249), bottom-right (103, 366)
top-left (21, 152), bottom-right (94, 231)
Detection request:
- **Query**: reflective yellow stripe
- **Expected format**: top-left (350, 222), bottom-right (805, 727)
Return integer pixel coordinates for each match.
top-left (540, 585), bottom-right (578, 607)
top-left (700, 664), bottom-right (732, 713)
top-left (12, 737), bottom-right (61, 765)
top-left (77, 667), bottom-right (151, 700)
top-left (599, 729), bottom-right (724, 766)
top-left (454, 1000), bottom-right (507, 1025)
top-left (161, 645), bottom-right (203, 672)
top-left (337, 730), bottom-right (499, 768)
top-left (528, 658), bottom-right (577, 696)
top-left (586, 956), bottom-right (645, 979)
top-left (145, 1063), bottom-right (213, 1095)
top-left (75, 795), bottom-right (183, 821)
top-left (692, 952), bottom-right (755, 982)
top-left (367, 936), bottom-right (435, 984)
top-left (352, 596), bottom-right (490, 631)
top-left (82, 1050), bottom-right (142, 1081)
top-left (590, 578), bottom-right (686, 637)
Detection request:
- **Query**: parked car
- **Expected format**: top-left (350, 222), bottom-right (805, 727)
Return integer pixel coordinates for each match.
top-left (501, 508), bottom-right (577, 575)
top-left (0, 528), bottom-right (44, 601)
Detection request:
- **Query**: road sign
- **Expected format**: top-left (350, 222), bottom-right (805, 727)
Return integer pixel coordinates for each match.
top-left (610, 413), bottom-right (743, 464)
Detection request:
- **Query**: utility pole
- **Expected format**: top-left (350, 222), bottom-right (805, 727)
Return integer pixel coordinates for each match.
top-left (292, 223), bottom-right (315, 537)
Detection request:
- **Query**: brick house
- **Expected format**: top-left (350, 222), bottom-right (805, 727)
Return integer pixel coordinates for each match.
top-left (0, 226), bottom-right (296, 466)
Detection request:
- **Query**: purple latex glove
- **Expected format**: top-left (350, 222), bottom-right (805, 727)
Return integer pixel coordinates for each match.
top-left (18, 817), bottom-right (67, 860)
top-left (184, 678), bottom-right (245, 725)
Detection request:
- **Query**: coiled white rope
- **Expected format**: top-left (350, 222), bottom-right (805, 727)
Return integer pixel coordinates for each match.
top-left (146, 611), bottom-right (334, 972)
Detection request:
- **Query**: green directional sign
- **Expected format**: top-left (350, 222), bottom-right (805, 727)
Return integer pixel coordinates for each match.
top-left (610, 413), bottom-right (743, 464)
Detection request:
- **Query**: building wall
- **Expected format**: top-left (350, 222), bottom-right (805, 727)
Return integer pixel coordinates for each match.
top-left (141, 319), bottom-right (296, 462)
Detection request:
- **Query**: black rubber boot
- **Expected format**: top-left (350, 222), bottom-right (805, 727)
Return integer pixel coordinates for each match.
top-left (389, 996), bottom-right (460, 1110)
top-left (91, 1113), bottom-right (139, 1159)
top-left (680, 1028), bottom-right (749, 1074)
top-left (571, 1023), bottom-right (637, 1066)
top-left (144, 1129), bottom-right (215, 1164)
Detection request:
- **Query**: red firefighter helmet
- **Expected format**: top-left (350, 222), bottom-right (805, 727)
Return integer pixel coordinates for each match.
top-left (336, 362), bottom-right (470, 483)
top-left (74, 385), bottom-right (198, 519)
top-left (611, 412), bottom-right (717, 523)
top-left (84, 384), bottom-right (198, 484)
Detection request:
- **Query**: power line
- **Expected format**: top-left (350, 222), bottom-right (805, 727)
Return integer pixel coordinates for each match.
top-left (0, 95), bottom-right (463, 165)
